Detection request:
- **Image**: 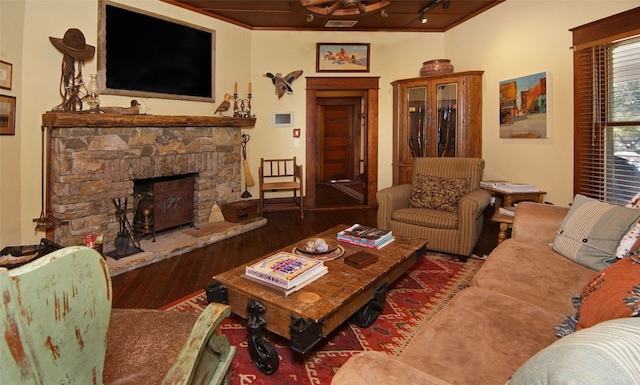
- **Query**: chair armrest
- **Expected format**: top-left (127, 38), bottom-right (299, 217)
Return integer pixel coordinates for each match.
top-left (376, 184), bottom-right (413, 230)
top-left (331, 351), bottom-right (454, 385)
top-left (162, 302), bottom-right (235, 385)
top-left (512, 202), bottom-right (569, 245)
top-left (459, 188), bottom-right (493, 218)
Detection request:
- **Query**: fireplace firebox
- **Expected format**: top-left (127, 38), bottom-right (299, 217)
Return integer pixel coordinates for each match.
top-left (133, 174), bottom-right (195, 239)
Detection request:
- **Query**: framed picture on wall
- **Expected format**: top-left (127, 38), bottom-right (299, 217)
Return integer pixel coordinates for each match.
top-left (0, 61), bottom-right (12, 90)
top-left (499, 72), bottom-right (548, 139)
top-left (0, 95), bottom-right (16, 135)
top-left (316, 43), bottom-right (370, 73)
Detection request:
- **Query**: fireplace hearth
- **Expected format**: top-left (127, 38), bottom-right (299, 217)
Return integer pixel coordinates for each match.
top-left (42, 113), bottom-right (256, 255)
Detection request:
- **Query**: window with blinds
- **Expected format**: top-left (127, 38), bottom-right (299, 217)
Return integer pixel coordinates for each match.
top-left (573, 8), bottom-right (640, 205)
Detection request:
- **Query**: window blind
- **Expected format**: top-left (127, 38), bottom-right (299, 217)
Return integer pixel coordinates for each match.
top-left (573, 8), bottom-right (640, 205)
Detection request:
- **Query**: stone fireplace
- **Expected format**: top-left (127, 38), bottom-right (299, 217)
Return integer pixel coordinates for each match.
top-left (42, 113), bottom-right (256, 255)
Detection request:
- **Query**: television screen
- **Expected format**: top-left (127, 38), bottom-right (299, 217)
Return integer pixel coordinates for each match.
top-left (98, 1), bottom-right (215, 102)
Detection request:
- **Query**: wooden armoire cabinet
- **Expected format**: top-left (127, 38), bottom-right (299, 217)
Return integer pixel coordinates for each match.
top-left (391, 71), bottom-right (483, 184)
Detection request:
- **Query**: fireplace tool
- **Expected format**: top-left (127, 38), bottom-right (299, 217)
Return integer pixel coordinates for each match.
top-left (241, 132), bottom-right (255, 198)
top-left (111, 196), bottom-right (142, 259)
top-left (33, 125), bottom-right (68, 231)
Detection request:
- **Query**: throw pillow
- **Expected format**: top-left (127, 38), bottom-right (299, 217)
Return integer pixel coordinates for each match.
top-left (409, 174), bottom-right (470, 213)
top-left (554, 256), bottom-right (640, 337)
top-left (615, 190), bottom-right (640, 258)
top-left (509, 318), bottom-right (640, 385)
top-left (576, 255), bottom-right (640, 330)
top-left (551, 194), bottom-right (640, 270)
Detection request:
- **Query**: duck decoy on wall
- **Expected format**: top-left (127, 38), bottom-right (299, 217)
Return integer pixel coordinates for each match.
top-left (265, 70), bottom-right (303, 99)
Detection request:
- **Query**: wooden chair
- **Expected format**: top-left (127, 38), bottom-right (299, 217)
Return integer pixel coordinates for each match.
top-left (259, 157), bottom-right (304, 218)
top-left (0, 246), bottom-right (235, 385)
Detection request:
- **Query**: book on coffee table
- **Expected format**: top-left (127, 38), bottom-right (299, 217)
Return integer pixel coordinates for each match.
top-left (241, 266), bottom-right (328, 296)
top-left (245, 251), bottom-right (325, 289)
top-left (337, 224), bottom-right (393, 246)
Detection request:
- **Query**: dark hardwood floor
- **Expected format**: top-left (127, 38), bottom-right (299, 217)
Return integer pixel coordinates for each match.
top-left (112, 188), bottom-right (499, 309)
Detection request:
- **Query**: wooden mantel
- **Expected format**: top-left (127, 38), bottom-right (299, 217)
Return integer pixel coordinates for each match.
top-left (42, 112), bottom-right (256, 128)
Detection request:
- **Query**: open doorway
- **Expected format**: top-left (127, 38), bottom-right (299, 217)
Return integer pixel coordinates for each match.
top-left (305, 77), bottom-right (379, 209)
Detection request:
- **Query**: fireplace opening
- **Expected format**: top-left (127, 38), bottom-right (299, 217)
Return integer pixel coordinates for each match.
top-left (133, 174), bottom-right (196, 240)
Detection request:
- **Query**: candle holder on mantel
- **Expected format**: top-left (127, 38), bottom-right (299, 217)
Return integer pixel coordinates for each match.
top-left (233, 93), bottom-right (253, 118)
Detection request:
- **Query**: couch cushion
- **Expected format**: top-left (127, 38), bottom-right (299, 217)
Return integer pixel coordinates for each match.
top-left (330, 351), bottom-right (454, 385)
top-left (391, 207), bottom-right (458, 229)
top-left (409, 174), bottom-right (469, 212)
top-left (552, 194), bottom-right (640, 271)
top-left (105, 309), bottom-right (200, 384)
top-left (508, 318), bottom-right (640, 385)
top-left (399, 287), bottom-right (565, 385)
top-left (471, 239), bottom-right (595, 315)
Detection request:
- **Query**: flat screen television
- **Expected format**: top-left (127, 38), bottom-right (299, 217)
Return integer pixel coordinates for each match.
top-left (97, 0), bottom-right (215, 102)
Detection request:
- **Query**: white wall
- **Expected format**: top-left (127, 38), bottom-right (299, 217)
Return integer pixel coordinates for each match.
top-left (445, 0), bottom-right (640, 206)
top-left (245, 31), bottom-right (444, 198)
top-left (2, 0), bottom-right (640, 246)
top-left (0, 0), bottom-right (25, 246)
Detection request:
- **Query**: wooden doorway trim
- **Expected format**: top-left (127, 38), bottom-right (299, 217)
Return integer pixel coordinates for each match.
top-left (305, 77), bottom-right (379, 209)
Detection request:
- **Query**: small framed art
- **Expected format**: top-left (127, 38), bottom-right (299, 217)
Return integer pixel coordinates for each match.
top-left (0, 95), bottom-right (16, 135)
top-left (0, 61), bottom-right (12, 90)
top-left (316, 43), bottom-right (370, 73)
top-left (499, 72), bottom-right (548, 139)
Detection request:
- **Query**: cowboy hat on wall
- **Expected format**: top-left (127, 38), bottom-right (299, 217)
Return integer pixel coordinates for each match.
top-left (49, 28), bottom-right (95, 112)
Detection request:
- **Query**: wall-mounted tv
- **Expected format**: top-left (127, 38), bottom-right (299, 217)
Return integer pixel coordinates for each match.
top-left (98, 0), bottom-right (215, 102)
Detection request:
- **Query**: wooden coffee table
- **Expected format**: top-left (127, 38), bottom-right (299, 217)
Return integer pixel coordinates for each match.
top-left (207, 225), bottom-right (427, 374)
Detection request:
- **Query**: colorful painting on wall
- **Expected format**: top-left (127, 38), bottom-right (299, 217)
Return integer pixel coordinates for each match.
top-left (499, 72), bottom-right (548, 138)
top-left (316, 43), bottom-right (370, 72)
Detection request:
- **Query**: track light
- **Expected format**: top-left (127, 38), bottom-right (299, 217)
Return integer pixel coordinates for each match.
top-left (419, 11), bottom-right (427, 23)
top-left (307, 14), bottom-right (314, 22)
top-left (381, 9), bottom-right (388, 18)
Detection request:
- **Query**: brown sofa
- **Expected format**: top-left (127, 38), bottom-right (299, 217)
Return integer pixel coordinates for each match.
top-left (331, 202), bottom-right (606, 385)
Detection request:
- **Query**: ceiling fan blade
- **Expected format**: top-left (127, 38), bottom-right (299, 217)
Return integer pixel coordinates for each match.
top-left (300, 0), bottom-right (335, 6)
top-left (326, 1), bottom-right (341, 14)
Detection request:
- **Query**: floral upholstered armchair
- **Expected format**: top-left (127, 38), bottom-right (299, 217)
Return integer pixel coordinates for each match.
top-left (377, 157), bottom-right (492, 261)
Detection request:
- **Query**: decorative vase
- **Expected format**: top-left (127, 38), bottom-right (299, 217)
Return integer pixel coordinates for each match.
top-left (420, 59), bottom-right (454, 76)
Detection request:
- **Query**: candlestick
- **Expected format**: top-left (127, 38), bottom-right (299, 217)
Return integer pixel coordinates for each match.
top-left (248, 81), bottom-right (252, 94)
top-left (234, 82), bottom-right (238, 94)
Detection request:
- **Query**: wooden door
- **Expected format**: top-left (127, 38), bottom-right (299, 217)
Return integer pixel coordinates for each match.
top-left (317, 97), bottom-right (361, 182)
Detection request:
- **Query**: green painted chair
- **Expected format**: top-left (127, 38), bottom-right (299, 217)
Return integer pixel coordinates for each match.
top-left (0, 246), bottom-right (235, 385)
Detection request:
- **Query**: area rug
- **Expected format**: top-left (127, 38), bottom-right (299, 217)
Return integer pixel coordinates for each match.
top-left (329, 183), bottom-right (364, 202)
top-left (162, 252), bottom-right (483, 385)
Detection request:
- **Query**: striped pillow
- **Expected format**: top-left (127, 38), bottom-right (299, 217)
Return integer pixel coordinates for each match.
top-left (552, 194), bottom-right (640, 270)
top-left (508, 318), bottom-right (640, 384)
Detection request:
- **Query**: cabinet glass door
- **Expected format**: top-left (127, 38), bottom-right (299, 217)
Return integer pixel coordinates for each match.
top-left (407, 86), bottom-right (427, 158)
top-left (436, 83), bottom-right (458, 157)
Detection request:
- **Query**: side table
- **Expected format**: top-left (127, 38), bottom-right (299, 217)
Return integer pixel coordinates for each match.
top-left (491, 212), bottom-right (514, 245)
top-left (482, 187), bottom-right (546, 214)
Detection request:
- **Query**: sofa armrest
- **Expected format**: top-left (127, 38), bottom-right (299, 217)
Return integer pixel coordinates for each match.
top-left (511, 202), bottom-right (569, 245)
top-left (376, 184), bottom-right (412, 230)
top-left (331, 352), bottom-right (454, 385)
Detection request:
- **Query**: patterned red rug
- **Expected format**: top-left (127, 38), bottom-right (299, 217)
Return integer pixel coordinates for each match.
top-left (162, 252), bottom-right (483, 385)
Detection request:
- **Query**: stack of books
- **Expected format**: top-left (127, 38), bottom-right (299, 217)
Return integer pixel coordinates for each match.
top-left (243, 251), bottom-right (328, 296)
top-left (498, 206), bottom-right (516, 217)
top-left (481, 181), bottom-right (539, 193)
top-left (337, 224), bottom-right (395, 249)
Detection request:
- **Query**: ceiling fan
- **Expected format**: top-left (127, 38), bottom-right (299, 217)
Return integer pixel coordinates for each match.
top-left (301, 0), bottom-right (391, 16)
